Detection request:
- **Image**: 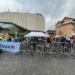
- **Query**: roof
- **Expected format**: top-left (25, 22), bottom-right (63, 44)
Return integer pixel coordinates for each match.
top-left (0, 12), bottom-right (45, 31)
top-left (62, 17), bottom-right (74, 21)
top-left (56, 21), bottom-right (61, 25)
top-left (0, 21), bottom-right (30, 31)
top-left (46, 30), bottom-right (55, 32)
top-left (24, 31), bottom-right (49, 37)
top-left (60, 20), bottom-right (75, 26)
top-left (56, 17), bottom-right (75, 26)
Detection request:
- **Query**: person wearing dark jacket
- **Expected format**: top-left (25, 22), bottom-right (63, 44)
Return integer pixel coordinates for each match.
top-left (8, 37), bottom-right (12, 41)
top-left (31, 37), bottom-right (36, 51)
top-left (47, 37), bottom-right (50, 43)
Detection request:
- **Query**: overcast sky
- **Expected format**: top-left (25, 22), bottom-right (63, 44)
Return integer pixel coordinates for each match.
top-left (0, 0), bottom-right (75, 31)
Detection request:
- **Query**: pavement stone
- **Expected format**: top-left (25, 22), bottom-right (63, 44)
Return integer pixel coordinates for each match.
top-left (0, 52), bottom-right (75, 75)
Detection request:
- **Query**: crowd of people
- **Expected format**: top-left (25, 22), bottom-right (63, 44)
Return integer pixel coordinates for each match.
top-left (53, 36), bottom-right (75, 44)
top-left (0, 35), bottom-right (25, 42)
top-left (0, 35), bottom-right (75, 53)
top-left (0, 35), bottom-right (75, 44)
top-left (28, 36), bottom-right (75, 44)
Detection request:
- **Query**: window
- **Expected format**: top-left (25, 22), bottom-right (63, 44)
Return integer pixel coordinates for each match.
top-left (0, 22), bottom-right (30, 37)
top-left (72, 29), bottom-right (74, 33)
top-left (72, 25), bottom-right (74, 29)
top-left (58, 26), bottom-right (61, 31)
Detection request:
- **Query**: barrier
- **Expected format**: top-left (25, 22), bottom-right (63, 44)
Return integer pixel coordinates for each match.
top-left (0, 42), bottom-right (20, 52)
top-left (20, 41), bottom-right (75, 56)
top-left (1, 41), bottom-right (75, 55)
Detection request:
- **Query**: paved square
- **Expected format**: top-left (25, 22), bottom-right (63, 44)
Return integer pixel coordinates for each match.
top-left (0, 52), bottom-right (75, 75)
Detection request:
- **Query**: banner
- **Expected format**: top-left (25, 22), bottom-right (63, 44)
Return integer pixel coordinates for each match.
top-left (0, 42), bottom-right (20, 52)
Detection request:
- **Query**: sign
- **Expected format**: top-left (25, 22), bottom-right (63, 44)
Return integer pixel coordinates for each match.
top-left (0, 42), bottom-right (20, 52)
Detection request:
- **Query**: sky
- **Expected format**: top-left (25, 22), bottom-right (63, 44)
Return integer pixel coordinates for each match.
top-left (0, 0), bottom-right (75, 31)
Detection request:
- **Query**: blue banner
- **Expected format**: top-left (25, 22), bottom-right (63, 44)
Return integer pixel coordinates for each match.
top-left (0, 42), bottom-right (20, 52)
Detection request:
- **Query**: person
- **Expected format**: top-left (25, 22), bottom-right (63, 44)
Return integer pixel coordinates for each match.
top-left (70, 37), bottom-right (73, 44)
top-left (21, 37), bottom-right (25, 42)
top-left (49, 37), bottom-right (53, 42)
top-left (15, 37), bottom-right (21, 42)
top-left (8, 36), bottom-right (12, 41)
top-left (37, 37), bottom-right (41, 42)
top-left (0, 43), bottom-right (3, 53)
top-left (30, 37), bottom-right (36, 51)
top-left (60, 36), bottom-right (66, 52)
top-left (1, 36), bottom-right (7, 42)
top-left (72, 39), bottom-right (75, 55)
top-left (66, 37), bottom-right (71, 43)
top-left (12, 38), bottom-right (14, 41)
top-left (41, 37), bottom-right (46, 44)
top-left (0, 39), bottom-right (1, 41)
top-left (73, 36), bottom-right (75, 42)
top-left (47, 37), bottom-right (50, 43)
top-left (26, 37), bottom-right (29, 41)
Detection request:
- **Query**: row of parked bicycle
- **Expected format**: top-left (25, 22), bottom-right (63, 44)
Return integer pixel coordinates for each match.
top-left (20, 41), bottom-right (75, 56)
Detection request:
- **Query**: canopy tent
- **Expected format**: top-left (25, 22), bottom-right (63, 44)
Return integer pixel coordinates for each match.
top-left (0, 33), bottom-right (4, 36)
top-left (54, 35), bottom-right (62, 38)
top-left (24, 31), bottom-right (49, 37)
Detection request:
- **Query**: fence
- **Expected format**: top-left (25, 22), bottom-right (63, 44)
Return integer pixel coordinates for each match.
top-left (20, 41), bottom-right (75, 56)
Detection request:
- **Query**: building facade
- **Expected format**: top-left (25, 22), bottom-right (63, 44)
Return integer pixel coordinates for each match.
top-left (0, 12), bottom-right (45, 37)
top-left (46, 30), bottom-right (55, 37)
top-left (55, 17), bottom-right (75, 37)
